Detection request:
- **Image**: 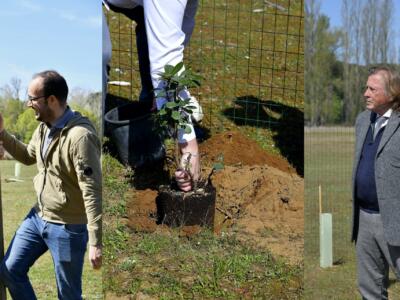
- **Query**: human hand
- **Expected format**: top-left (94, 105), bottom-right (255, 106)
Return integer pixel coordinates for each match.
top-left (175, 169), bottom-right (192, 192)
top-left (89, 245), bottom-right (102, 270)
top-left (175, 151), bottom-right (200, 192)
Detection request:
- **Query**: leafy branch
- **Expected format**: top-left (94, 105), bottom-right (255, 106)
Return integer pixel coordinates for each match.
top-left (154, 62), bottom-right (202, 183)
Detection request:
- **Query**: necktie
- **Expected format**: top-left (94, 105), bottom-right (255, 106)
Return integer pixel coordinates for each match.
top-left (373, 116), bottom-right (388, 140)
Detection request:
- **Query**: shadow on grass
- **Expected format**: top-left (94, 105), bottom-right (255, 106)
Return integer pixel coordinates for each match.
top-left (222, 96), bottom-right (304, 176)
top-left (333, 258), bottom-right (346, 266)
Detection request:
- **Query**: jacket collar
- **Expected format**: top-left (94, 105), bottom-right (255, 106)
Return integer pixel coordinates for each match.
top-left (377, 109), bottom-right (400, 155)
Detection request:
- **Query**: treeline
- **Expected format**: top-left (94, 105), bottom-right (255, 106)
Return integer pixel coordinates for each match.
top-left (305, 0), bottom-right (400, 126)
top-left (0, 79), bottom-right (101, 143)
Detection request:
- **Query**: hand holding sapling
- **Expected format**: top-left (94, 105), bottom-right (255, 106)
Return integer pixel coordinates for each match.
top-left (154, 62), bottom-right (202, 191)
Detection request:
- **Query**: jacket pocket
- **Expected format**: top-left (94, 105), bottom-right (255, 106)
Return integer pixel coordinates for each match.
top-left (32, 171), bottom-right (45, 199)
top-left (41, 173), bottom-right (68, 211)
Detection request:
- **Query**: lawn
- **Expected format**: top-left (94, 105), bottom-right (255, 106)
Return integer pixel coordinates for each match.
top-left (103, 1), bottom-right (304, 298)
top-left (0, 160), bottom-right (102, 299)
top-left (304, 127), bottom-right (400, 299)
top-left (103, 154), bottom-right (303, 299)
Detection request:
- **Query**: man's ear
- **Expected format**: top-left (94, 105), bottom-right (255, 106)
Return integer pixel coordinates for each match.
top-left (47, 95), bottom-right (58, 106)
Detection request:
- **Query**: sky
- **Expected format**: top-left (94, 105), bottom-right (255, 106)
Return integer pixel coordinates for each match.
top-left (319, 1), bottom-right (341, 29)
top-left (320, 0), bottom-right (400, 61)
top-left (0, 0), bottom-right (101, 96)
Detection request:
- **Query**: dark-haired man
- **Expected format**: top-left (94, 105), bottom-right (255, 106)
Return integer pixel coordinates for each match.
top-left (352, 66), bottom-right (400, 299)
top-left (0, 70), bottom-right (102, 299)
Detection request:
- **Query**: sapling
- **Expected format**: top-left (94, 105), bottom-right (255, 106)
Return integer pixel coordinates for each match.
top-left (154, 62), bottom-right (202, 190)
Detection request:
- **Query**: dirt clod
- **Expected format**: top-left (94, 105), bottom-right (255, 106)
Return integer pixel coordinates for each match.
top-left (126, 130), bottom-right (303, 263)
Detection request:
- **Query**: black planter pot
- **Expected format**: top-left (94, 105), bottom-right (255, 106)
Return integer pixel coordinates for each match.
top-left (156, 183), bottom-right (216, 228)
top-left (104, 101), bottom-right (165, 168)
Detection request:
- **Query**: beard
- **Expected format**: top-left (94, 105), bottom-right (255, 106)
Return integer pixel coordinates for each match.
top-left (34, 102), bottom-right (55, 124)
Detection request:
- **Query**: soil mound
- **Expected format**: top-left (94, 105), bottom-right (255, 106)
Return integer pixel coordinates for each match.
top-left (125, 130), bottom-right (304, 263)
top-left (199, 131), bottom-right (295, 173)
top-left (213, 165), bottom-right (303, 263)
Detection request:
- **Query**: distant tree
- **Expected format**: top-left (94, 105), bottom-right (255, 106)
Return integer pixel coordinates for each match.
top-left (1, 99), bottom-right (25, 136)
top-left (305, 0), bottom-right (342, 125)
top-left (361, 0), bottom-right (394, 64)
top-left (69, 88), bottom-right (101, 133)
top-left (69, 88), bottom-right (101, 117)
top-left (70, 103), bottom-right (101, 136)
top-left (10, 77), bottom-right (22, 100)
top-left (341, 0), bottom-right (395, 123)
top-left (15, 109), bottom-right (37, 143)
top-left (0, 77), bottom-right (23, 100)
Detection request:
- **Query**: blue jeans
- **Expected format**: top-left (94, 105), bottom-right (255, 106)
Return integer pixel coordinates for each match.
top-left (0, 209), bottom-right (88, 300)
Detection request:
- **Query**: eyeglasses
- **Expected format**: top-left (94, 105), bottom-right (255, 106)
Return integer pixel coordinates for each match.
top-left (27, 95), bottom-right (46, 103)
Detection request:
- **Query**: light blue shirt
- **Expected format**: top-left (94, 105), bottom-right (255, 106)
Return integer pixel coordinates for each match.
top-left (41, 107), bottom-right (74, 158)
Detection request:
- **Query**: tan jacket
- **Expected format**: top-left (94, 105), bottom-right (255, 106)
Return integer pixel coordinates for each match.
top-left (0, 112), bottom-right (102, 246)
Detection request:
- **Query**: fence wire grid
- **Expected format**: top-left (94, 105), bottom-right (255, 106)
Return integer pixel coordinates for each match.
top-left (105, 0), bottom-right (304, 173)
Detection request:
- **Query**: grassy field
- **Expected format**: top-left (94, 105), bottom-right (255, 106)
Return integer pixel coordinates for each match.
top-left (103, 154), bottom-right (303, 299)
top-left (0, 160), bottom-right (102, 299)
top-left (104, 1), bottom-right (304, 298)
top-left (304, 127), bottom-right (400, 299)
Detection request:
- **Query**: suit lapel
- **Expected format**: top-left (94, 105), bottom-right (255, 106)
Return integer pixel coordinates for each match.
top-left (355, 112), bottom-right (371, 162)
top-left (377, 110), bottom-right (400, 155)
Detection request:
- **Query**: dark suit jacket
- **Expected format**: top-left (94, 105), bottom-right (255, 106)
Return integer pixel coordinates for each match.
top-left (352, 109), bottom-right (400, 246)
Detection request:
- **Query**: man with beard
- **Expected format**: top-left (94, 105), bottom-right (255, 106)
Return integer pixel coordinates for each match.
top-left (0, 70), bottom-right (102, 299)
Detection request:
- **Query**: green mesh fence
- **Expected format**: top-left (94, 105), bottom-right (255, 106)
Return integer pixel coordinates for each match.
top-left (105, 0), bottom-right (304, 173)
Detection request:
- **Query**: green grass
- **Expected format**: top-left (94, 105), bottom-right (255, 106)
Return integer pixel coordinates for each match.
top-left (304, 127), bottom-right (400, 299)
top-left (0, 160), bottom-right (102, 299)
top-left (103, 154), bottom-right (303, 299)
top-left (104, 1), bottom-right (304, 297)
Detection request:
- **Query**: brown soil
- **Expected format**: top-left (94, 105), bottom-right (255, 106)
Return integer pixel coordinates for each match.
top-left (199, 131), bottom-right (295, 173)
top-left (125, 130), bottom-right (304, 264)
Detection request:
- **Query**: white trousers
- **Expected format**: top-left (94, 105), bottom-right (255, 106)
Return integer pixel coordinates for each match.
top-left (103, 0), bottom-right (199, 142)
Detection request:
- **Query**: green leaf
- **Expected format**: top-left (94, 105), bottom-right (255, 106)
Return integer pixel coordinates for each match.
top-left (154, 90), bottom-right (166, 98)
top-left (184, 125), bottom-right (192, 134)
top-left (171, 62), bottom-right (184, 76)
top-left (171, 111), bottom-right (180, 120)
top-left (165, 102), bottom-right (178, 109)
top-left (164, 64), bottom-right (174, 74)
top-left (182, 108), bottom-right (193, 115)
top-left (159, 108), bottom-right (167, 115)
top-left (172, 75), bottom-right (181, 84)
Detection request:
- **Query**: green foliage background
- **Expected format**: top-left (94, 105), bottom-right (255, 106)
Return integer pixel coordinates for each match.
top-left (0, 95), bottom-right (101, 143)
